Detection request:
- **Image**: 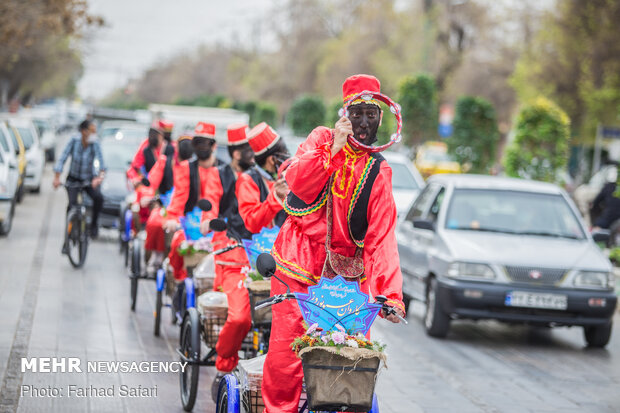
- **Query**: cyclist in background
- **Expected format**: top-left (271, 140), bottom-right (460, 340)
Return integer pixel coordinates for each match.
top-left (53, 119), bottom-right (106, 241)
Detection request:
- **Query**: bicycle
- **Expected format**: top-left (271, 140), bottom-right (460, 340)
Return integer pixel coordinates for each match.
top-left (215, 253), bottom-right (406, 413)
top-left (62, 181), bottom-right (91, 268)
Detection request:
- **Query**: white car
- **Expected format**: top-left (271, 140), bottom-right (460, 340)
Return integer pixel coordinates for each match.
top-left (7, 117), bottom-right (45, 193)
top-left (0, 124), bottom-right (20, 235)
top-left (383, 151), bottom-right (425, 216)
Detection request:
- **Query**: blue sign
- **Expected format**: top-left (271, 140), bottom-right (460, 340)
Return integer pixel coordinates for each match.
top-left (242, 226), bottom-right (280, 269)
top-left (180, 206), bottom-right (205, 241)
top-left (438, 123), bottom-right (453, 138)
top-left (602, 127), bottom-right (620, 140)
top-left (295, 276), bottom-right (382, 334)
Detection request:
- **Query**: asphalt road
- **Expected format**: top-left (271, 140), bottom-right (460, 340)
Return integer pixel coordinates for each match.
top-left (1, 165), bottom-right (619, 413)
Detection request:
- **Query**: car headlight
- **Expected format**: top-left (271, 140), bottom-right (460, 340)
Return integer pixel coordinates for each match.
top-left (447, 262), bottom-right (496, 280)
top-left (573, 271), bottom-right (613, 289)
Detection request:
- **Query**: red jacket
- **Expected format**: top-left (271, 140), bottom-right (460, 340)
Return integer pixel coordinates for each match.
top-left (166, 160), bottom-right (213, 222)
top-left (203, 167), bottom-right (249, 266)
top-left (126, 138), bottom-right (162, 183)
top-left (236, 171), bottom-right (283, 234)
top-left (272, 126), bottom-right (404, 312)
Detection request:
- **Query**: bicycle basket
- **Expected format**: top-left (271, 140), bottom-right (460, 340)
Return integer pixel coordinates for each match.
top-left (197, 291), bottom-right (228, 348)
top-left (299, 346), bottom-right (384, 412)
top-left (247, 280), bottom-right (272, 325)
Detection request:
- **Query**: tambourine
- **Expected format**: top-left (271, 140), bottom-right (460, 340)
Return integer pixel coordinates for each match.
top-left (338, 90), bottom-right (402, 153)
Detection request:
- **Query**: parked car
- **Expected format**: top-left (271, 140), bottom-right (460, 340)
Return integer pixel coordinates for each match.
top-left (0, 121), bottom-right (25, 203)
top-left (30, 117), bottom-right (57, 162)
top-left (383, 151), bottom-right (425, 216)
top-left (396, 174), bottom-right (617, 347)
top-left (3, 117), bottom-right (45, 193)
top-left (414, 141), bottom-right (461, 179)
top-left (0, 125), bottom-right (20, 235)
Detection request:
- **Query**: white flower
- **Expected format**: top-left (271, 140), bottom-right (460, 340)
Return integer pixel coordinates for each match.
top-left (332, 331), bottom-right (346, 344)
top-left (305, 323), bottom-right (319, 335)
top-left (335, 324), bottom-right (346, 333)
top-left (321, 335), bottom-right (330, 344)
top-left (241, 266), bottom-right (251, 276)
top-left (346, 339), bottom-right (359, 348)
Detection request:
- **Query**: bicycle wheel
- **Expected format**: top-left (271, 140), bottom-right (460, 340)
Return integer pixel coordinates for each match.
top-left (66, 211), bottom-right (84, 268)
top-left (180, 308), bottom-right (201, 411)
top-left (216, 374), bottom-right (241, 413)
top-left (154, 288), bottom-right (163, 336)
top-left (130, 238), bottom-right (141, 311)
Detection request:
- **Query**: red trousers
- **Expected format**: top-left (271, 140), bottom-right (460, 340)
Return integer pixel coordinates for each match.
top-left (145, 207), bottom-right (165, 252)
top-left (261, 275), bottom-right (308, 413)
top-left (215, 266), bottom-right (252, 372)
top-left (168, 230), bottom-right (187, 281)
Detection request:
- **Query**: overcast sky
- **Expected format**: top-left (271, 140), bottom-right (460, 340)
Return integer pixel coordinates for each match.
top-left (78, 0), bottom-right (274, 100)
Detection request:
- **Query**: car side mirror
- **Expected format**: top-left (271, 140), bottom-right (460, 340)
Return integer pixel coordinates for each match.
top-left (413, 219), bottom-right (435, 231)
top-left (591, 230), bottom-right (610, 244)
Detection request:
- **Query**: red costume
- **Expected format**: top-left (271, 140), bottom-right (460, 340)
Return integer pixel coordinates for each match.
top-left (144, 137), bottom-right (185, 253)
top-left (201, 124), bottom-right (253, 373)
top-left (167, 123), bottom-right (216, 281)
top-left (236, 123), bottom-right (287, 233)
top-left (261, 75), bottom-right (405, 413)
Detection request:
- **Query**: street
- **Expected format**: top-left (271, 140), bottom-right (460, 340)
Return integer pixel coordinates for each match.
top-left (0, 166), bottom-right (619, 413)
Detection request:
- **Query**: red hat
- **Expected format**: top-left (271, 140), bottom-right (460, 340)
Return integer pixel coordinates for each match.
top-left (160, 120), bottom-right (174, 132)
top-left (194, 122), bottom-right (216, 138)
top-left (248, 122), bottom-right (281, 155)
top-left (342, 74), bottom-right (381, 106)
top-left (227, 124), bottom-right (249, 146)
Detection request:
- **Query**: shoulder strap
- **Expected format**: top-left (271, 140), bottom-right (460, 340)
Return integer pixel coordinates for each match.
top-left (143, 146), bottom-right (156, 173)
top-left (247, 167), bottom-right (269, 202)
top-left (348, 153), bottom-right (385, 247)
top-left (184, 159), bottom-right (200, 215)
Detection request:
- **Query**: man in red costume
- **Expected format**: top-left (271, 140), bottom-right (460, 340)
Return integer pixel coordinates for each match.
top-left (236, 122), bottom-right (290, 232)
top-left (143, 133), bottom-right (194, 274)
top-left (163, 122), bottom-right (217, 282)
top-left (126, 120), bottom-right (174, 225)
top-left (261, 74), bottom-right (405, 412)
top-left (200, 124), bottom-right (256, 398)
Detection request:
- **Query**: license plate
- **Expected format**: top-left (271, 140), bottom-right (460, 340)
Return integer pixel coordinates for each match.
top-left (505, 291), bottom-right (568, 310)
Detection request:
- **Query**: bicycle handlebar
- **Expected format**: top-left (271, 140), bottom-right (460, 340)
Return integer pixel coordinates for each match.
top-left (253, 293), bottom-right (408, 324)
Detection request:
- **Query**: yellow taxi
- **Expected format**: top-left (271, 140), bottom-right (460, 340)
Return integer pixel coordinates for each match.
top-left (414, 141), bottom-right (461, 179)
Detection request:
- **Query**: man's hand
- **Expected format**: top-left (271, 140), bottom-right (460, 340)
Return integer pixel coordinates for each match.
top-left (133, 179), bottom-right (142, 189)
top-left (273, 178), bottom-right (289, 200)
top-left (200, 220), bottom-right (211, 235)
top-left (91, 176), bottom-right (103, 189)
top-left (53, 176), bottom-right (61, 189)
top-left (332, 116), bottom-right (352, 156)
top-left (139, 196), bottom-right (152, 208)
top-left (385, 307), bottom-right (405, 324)
top-left (163, 219), bottom-right (178, 233)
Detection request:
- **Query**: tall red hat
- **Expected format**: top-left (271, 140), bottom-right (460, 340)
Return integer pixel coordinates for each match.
top-left (248, 122), bottom-right (281, 155)
top-left (194, 122), bottom-right (216, 138)
top-left (227, 124), bottom-right (249, 146)
top-left (160, 120), bottom-right (174, 132)
top-left (342, 74), bottom-right (381, 106)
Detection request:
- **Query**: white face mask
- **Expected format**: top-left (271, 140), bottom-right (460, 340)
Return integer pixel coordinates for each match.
top-left (87, 134), bottom-right (98, 144)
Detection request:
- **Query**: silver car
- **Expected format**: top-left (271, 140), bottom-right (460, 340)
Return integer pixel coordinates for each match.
top-left (397, 174), bottom-right (617, 347)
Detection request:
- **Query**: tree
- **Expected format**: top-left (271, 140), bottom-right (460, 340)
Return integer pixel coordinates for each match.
top-left (0, 0), bottom-right (102, 105)
top-left (511, 0), bottom-right (620, 143)
top-left (503, 97), bottom-right (570, 182)
top-left (447, 96), bottom-right (499, 174)
top-left (398, 74), bottom-right (438, 146)
top-left (287, 95), bottom-right (326, 136)
top-left (253, 102), bottom-right (278, 127)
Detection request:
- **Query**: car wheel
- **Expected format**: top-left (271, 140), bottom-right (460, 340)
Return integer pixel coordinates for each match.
top-left (16, 184), bottom-right (24, 203)
top-left (584, 322), bottom-right (612, 348)
top-left (424, 277), bottom-right (450, 338)
top-left (31, 185), bottom-right (41, 194)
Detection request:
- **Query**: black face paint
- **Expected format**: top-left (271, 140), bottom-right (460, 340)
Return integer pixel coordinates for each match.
top-left (195, 149), bottom-right (212, 161)
top-left (164, 132), bottom-right (172, 142)
top-left (238, 147), bottom-right (255, 171)
top-left (178, 140), bottom-right (193, 161)
top-left (348, 103), bottom-right (381, 146)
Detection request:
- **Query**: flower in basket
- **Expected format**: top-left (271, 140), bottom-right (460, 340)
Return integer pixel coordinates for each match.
top-left (291, 323), bottom-right (386, 356)
top-left (177, 238), bottom-right (213, 256)
top-left (241, 265), bottom-right (264, 287)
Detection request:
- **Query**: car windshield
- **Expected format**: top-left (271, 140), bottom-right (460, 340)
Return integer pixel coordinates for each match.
top-left (445, 189), bottom-right (585, 240)
top-left (16, 127), bottom-right (34, 149)
top-left (106, 128), bottom-right (145, 144)
top-left (390, 162), bottom-right (419, 190)
top-left (32, 119), bottom-right (50, 136)
top-left (101, 141), bottom-right (135, 171)
top-left (422, 150), bottom-right (452, 163)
